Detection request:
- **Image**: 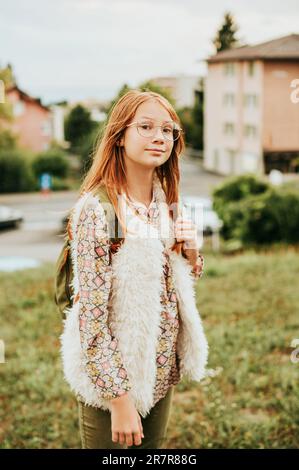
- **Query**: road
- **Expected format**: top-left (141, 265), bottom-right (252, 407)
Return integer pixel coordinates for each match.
top-left (0, 156), bottom-right (225, 264)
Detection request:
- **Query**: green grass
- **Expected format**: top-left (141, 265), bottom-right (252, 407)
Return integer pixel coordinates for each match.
top-left (0, 247), bottom-right (299, 448)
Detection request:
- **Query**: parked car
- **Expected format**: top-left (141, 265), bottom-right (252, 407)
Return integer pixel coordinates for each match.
top-left (181, 195), bottom-right (223, 236)
top-left (0, 205), bottom-right (23, 229)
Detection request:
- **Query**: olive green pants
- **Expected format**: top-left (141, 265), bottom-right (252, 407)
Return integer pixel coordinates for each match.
top-left (78, 386), bottom-right (174, 449)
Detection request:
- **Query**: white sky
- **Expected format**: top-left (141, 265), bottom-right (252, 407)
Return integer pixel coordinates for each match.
top-left (1, 0), bottom-right (298, 104)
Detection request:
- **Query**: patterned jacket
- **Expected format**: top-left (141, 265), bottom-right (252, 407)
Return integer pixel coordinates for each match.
top-left (60, 172), bottom-right (209, 418)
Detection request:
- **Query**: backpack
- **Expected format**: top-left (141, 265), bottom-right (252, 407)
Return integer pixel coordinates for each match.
top-left (54, 185), bottom-right (124, 320)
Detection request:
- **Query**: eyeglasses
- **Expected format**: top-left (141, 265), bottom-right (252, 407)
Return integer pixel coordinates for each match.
top-left (126, 120), bottom-right (183, 141)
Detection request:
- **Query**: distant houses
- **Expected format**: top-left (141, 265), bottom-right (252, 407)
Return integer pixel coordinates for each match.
top-left (3, 85), bottom-right (66, 153)
top-left (5, 85), bottom-right (52, 152)
top-left (204, 33), bottom-right (299, 175)
top-left (3, 32), bottom-right (298, 171)
top-left (1, 75), bottom-right (202, 154)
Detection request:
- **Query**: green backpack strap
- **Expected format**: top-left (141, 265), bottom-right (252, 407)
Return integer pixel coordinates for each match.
top-left (54, 229), bottom-right (74, 320)
top-left (54, 185), bottom-right (124, 320)
top-left (93, 185), bottom-right (124, 243)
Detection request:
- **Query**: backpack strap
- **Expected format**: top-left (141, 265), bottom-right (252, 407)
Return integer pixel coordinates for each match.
top-left (91, 185), bottom-right (124, 245)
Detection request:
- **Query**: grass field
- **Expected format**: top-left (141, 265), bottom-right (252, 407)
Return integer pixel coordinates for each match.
top-left (0, 246), bottom-right (298, 448)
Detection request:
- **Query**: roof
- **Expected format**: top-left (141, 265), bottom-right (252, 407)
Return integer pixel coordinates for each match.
top-left (207, 33), bottom-right (299, 63)
top-left (6, 85), bottom-right (49, 111)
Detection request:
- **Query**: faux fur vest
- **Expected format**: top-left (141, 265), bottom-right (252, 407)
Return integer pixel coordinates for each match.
top-left (60, 174), bottom-right (209, 418)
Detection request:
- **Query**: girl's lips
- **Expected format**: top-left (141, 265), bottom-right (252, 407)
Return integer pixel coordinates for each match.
top-left (145, 149), bottom-right (164, 154)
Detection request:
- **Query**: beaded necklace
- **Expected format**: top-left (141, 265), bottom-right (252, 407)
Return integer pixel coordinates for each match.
top-left (123, 191), bottom-right (159, 226)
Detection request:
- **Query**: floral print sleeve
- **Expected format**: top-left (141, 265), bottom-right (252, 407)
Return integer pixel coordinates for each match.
top-left (75, 198), bottom-right (132, 401)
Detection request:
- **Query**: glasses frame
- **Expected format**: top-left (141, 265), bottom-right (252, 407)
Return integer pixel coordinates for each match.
top-left (126, 120), bottom-right (184, 142)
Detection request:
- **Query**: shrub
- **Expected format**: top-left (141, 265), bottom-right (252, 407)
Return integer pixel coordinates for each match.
top-left (77, 126), bottom-right (101, 176)
top-left (212, 175), bottom-right (271, 240)
top-left (51, 176), bottom-right (71, 191)
top-left (0, 129), bottom-right (17, 151)
top-left (64, 104), bottom-right (96, 153)
top-left (214, 184), bottom-right (299, 245)
top-left (0, 150), bottom-right (36, 193)
top-left (32, 149), bottom-right (70, 179)
top-left (239, 187), bottom-right (299, 245)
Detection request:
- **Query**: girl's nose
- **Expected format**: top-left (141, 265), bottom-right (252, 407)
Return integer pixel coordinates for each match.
top-left (152, 127), bottom-right (165, 141)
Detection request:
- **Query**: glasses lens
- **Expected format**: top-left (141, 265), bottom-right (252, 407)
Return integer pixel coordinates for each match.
top-left (137, 121), bottom-right (155, 138)
top-left (172, 127), bottom-right (181, 141)
top-left (137, 121), bottom-right (181, 141)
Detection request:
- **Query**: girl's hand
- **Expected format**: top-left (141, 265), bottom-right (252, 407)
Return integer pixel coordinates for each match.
top-left (110, 393), bottom-right (144, 447)
top-left (174, 216), bottom-right (199, 250)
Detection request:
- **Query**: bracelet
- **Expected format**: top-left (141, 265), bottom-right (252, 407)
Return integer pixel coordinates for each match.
top-left (191, 253), bottom-right (204, 279)
top-left (183, 240), bottom-right (200, 250)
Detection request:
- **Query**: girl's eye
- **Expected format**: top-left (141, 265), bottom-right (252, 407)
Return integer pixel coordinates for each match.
top-left (140, 124), bottom-right (152, 130)
top-left (163, 127), bottom-right (173, 134)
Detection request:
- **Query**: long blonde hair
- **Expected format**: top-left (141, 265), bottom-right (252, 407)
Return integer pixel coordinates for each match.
top-left (79, 89), bottom-right (185, 254)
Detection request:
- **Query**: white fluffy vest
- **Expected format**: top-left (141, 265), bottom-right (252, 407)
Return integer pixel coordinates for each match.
top-left (60, 176), bottom-right (209, 418)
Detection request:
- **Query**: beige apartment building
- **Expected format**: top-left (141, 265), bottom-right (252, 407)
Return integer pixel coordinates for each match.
top-left (204, 34), bottom-right (299, 175)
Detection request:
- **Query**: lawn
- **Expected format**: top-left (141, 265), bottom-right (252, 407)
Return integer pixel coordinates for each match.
top-left (0, 246), bottom-right (298, 448)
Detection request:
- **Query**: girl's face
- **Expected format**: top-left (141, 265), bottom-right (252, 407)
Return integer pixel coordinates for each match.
top-left (119, 99), bottom-right (174, 170)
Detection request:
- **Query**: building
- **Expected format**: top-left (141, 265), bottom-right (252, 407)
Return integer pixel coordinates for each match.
top-left (5, 85), bottom-right (53, 153)
top-left (204, 34), bottom-right (299, 175)
top-left (49, 103), bottom-right (67, 146)
top-left (68, 98), bottom-right (109, 122)
top-left (150, 74), bottom-right (203, 109)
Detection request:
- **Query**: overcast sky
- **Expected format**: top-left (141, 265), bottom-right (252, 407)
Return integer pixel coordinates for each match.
top-left (1, 0), bottom-right (298, 104)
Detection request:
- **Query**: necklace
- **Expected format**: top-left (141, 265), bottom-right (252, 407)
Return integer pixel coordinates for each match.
top-left (124, 192), bottom-right (159, 226)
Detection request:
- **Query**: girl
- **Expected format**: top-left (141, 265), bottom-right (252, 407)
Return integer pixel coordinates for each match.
top-left (60, 90), bottom-right (209, 449)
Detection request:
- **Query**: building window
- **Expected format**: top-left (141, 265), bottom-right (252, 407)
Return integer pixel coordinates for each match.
top-left (213, 149), bottom-right (219, 169)
top-left (244, 124), bottom-right (257, 138)
top-left (13, 101), bottom-right (25, 116)
top-left (272, 70), bottom-right (288, 79)
top-left (224, 62), bottom-right (235, 76)
top-left (223, 122), bottom-right (235, 135)
top-left (226, 149), bottom-right (236, 173)
top-left (223, 93), bottom-right (235, 106)
top-left (248, 62), bottom-right (255, 76)
top-left (243, 94), bottom-right (258, 107)
top-left (41, 120), bottom-right (52, 136)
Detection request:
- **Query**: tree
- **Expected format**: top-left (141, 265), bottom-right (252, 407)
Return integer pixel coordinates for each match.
top-left (0, 129), bottom-right (17, 150)
top-left (177, 81), bottom-right (204, 151)
top-left (0, 63), bottom-right (15, 121)
top-left (138, 80), bottom-right (175, 106)
top-left (64, 104), bottom-right (96, 153)
top-left (190, 89), bottom-right (204, 150)
top-left (0, 63), bottom-right (17, 149)
top-left (213, 12), bottom-right (239, 53)
top-left (104, 81), bottom-right (175, 119)
top-left (176, 106), bottom-right (193, 146)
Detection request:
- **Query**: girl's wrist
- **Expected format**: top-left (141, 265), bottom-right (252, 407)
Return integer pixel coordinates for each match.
top-left (183, 239), bottom-right (200, 250)
top-left (110, 391), bottom-right (130, 406)
top-left (191, 253), bottom-right (204, 279)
